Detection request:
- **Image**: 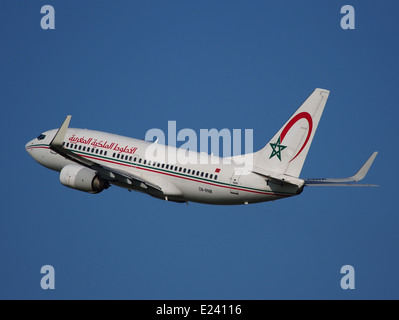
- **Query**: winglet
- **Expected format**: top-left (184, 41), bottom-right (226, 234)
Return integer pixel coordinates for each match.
top-left (350, 151), bottom-right (378, 182)
top-left (50, 115), bottom-right (72, 147)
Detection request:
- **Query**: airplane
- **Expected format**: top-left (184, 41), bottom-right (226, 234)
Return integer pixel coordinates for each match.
top-left (25, 88), bottom-right (378, 205)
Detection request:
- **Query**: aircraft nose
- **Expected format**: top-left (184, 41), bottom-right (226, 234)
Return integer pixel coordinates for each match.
top-left (25, 139), bottom-right (35, 152)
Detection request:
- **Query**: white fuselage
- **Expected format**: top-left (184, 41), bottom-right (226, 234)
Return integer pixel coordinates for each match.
top-left (26, 128), bottom-right (300, 205)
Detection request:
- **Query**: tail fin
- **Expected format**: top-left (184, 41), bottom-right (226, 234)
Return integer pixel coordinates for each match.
top-left (253, 88), bottom-right (330, 178)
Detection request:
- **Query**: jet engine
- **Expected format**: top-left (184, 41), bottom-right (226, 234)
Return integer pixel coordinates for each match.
top-left (59, 164), bottom-right (109, 194)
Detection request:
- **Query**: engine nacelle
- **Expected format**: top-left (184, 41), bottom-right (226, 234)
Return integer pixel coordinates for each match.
top-left (59, 164), bottom-right (109, 194)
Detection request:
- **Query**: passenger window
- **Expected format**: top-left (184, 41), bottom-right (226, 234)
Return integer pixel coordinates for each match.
top-left (92, 148), bottom-right (95, 153)
top-left (183, 168), bottom-right (186, 173)
top-left (79, 145), bottom-right (82, 151)
top-left (134, 157), bottom-right (137, 162)
top-left (139, 158), bottom-right (142, 163)
top-left (179, 167), bottom-right (182, 172)
top-left (113, 153), bottom-right (116, 158)
top-left (100, 150), bottom-right (103, 155)
top-left (62, 142), bottom-right (65, 146)
top-left (161, 164), bottom-right (165, 168)
top-left (129, 156), bottom-right (132, 162)
top-left (117, 154), bottom-right (120, 159)
top-left (200, 172), bottom-right (204, 177)
top-left (187, 169), bottom-right (191, 174)
top-left (196, 171), bottom-right (200, 176)
top-left (205, 173), bottom-right (208, 178)
top-left (105, 151), bottom-right (107, 156)
top-left (166, 165), bottom-right (169, 169)
top-left (214, 175), bottom-right (218, 180)
top-left (66, 143), bottom-right (69, 148)
top-left (95, 149), bottom-right (99, 154)
top-left (210, 174), bottom-right (213, 179)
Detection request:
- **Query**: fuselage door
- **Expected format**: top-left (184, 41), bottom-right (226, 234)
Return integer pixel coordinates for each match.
top-left (230, 171), bottom-right (241, 195)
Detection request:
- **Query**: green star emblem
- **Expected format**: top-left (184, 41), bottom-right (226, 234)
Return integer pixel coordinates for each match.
top-left (269, 136), bottom-right (287, 161)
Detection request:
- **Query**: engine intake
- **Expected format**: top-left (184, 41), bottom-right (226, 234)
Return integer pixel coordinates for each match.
top-left (59, 164), bottom-right (109, 194)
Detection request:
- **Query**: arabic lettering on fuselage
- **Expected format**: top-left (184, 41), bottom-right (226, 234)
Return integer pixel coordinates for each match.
top-left (68, 135), bottom-right (138, 154)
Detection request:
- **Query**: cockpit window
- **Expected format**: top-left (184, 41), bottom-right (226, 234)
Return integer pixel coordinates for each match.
top-left (37, 134), bottom-right (46, 140)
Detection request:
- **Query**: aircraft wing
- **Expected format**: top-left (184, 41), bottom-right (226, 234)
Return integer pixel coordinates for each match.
top-left (304, 152), bottom-right (378, 186)
top-left (49, 115), bottom-right (162, 192)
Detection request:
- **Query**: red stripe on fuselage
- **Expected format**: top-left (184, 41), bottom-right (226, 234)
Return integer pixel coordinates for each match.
top-left (81, 154), bottom-right (291, 197)
top-left (26, 146), bottom-right (50, 150)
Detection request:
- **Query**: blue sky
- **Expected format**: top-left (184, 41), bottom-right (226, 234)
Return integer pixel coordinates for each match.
top-left (1, 0), bottom-right (398, 299)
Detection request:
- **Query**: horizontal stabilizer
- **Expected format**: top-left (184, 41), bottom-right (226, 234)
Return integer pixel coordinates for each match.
top-left (304, 152), bottom-right (378, 187)
top-left (251, 167), bottom-right (304, 187)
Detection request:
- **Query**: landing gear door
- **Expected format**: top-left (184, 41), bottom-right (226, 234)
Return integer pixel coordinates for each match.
top-left (230, 171), bottom-right (241, 195)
